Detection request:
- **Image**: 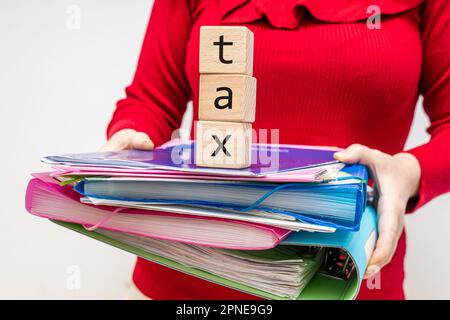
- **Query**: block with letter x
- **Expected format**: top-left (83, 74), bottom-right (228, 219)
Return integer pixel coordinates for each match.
top-left (195, 121), bottom-right (252, 169)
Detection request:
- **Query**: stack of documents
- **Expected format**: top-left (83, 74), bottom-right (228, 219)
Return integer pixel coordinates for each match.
top-left (98, 229), bottom-right (324, 299)
top-left (26, 142), bottom-right (376, 299)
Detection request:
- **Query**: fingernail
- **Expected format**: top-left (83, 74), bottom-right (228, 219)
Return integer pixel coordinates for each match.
top-left (334, 152), bottom-right (343, 160)
top-left (366, 265), bottom-right (378, 277)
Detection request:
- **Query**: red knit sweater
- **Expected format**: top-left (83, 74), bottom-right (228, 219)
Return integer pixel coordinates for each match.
top-left (107, 0), bottom-right (450, 300)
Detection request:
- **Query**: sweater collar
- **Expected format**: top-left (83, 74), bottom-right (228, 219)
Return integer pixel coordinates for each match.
top-left (219, 0), bottom-right (425, 29)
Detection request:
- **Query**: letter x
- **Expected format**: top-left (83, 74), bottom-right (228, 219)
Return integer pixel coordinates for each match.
top-left (211, 135), bottom-right (231, 157)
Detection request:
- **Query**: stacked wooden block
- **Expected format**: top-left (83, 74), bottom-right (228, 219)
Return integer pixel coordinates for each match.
top-left (195, 26), bottom-right (256, 169)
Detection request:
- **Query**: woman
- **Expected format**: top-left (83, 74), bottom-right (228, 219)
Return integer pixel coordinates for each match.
top-left (102, 0), bottom-right (450, 299)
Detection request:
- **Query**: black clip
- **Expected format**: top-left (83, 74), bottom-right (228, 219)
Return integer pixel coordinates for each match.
top-left (323, 248), bottom-right (355, 280)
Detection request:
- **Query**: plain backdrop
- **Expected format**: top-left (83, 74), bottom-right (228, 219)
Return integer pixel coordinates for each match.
top-left (0, 0), bottom-right (448, 299)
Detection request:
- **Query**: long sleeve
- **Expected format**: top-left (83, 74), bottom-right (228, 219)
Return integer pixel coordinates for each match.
top-left (107, 0), bottom-right (193, 146)
top-left (407, 0), bottom-right (450, 210)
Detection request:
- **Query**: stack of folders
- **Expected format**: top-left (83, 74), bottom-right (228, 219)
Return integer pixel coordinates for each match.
top-left (26, 142), bottom-right (377, 300)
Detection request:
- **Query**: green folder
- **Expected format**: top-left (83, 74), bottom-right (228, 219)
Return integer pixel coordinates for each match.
top-left (53, 205), bottom-right (377, 300)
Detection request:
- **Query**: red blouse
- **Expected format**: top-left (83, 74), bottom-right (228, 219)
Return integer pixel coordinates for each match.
top-left (107, 0), bottom-right (450, 300)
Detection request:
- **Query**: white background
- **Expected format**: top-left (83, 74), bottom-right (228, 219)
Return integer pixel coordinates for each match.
top-left (0, 0), bottom-right (448, 299)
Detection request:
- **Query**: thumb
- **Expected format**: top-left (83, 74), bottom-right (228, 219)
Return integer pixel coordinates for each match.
top-left (333, 144), bottom-right (373, 165)
top-left (131, 131), bottom-right (154, 150)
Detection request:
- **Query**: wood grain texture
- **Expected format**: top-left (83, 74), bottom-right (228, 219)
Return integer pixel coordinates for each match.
top-left (199, 74), bottom-right (256, 123)
top-left (195, 120), bottom-right (252, 169)
top-left (199, 26), bottom-right (254, 75)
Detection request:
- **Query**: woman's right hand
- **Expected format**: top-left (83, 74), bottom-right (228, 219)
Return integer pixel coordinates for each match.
top-left (100, 129), bottom-right (154, 152)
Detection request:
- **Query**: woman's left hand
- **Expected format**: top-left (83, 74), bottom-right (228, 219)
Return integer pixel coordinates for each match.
top-left (333, 144), bottom-right (421, 278)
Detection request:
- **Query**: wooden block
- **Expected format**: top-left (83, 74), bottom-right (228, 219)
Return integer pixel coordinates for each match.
top-left (199, 26), bottom-right (254, 75)
top-left (199, 74), bottom-right (256, 123)
top-left (195, 121), bottom-right (252, 169)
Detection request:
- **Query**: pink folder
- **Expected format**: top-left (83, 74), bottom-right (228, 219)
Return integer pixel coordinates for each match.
top-left (25, 173), bottom-right (291, 250)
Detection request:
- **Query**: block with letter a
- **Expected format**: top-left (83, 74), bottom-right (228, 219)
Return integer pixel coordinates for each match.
top-left (199, 74), bottom-right (256, 122)
top-left (195, 121), bottom-right (252, 169)
top-left (196, 26), bottom-right (256, 169)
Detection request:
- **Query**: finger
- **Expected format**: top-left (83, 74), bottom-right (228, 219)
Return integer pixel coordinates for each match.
top-left (100, 129), bottom-right (137, 152)
top-left (334, 144), bottom-right (380, 165)
top-left (100, 140), bottom-right (126, 152)
top-left (100, 133), bottom-right (133, 152)
top-left (131, 132), bottom-right (154, 150)
top-left (364, 195), bottom-right (405, 277)
top-left (365, 233), bottom-right (397, 278)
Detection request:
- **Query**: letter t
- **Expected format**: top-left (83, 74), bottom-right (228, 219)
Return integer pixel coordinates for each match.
top-left (213, 35), bottom-right (233, 64)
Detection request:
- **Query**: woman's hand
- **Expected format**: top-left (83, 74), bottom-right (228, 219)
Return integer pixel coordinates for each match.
top-left (333, 144), bottom-right (421, 278)
top-left (100, 129), bottom-right (154, 152)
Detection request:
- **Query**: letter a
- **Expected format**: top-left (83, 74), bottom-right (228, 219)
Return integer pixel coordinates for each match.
top-left (214, 87), bottom-right (233, 110)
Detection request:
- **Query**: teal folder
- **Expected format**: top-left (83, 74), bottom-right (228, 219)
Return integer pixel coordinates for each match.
top-left (53, 205), bottom-right (378, 300)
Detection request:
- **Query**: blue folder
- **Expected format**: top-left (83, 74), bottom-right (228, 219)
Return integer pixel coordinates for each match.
top-left (73, 163), bottom-right (368, 231)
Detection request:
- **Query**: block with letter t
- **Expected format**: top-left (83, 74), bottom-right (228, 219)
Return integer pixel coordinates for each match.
top-left (199, 26), bottom-right (254, 75)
